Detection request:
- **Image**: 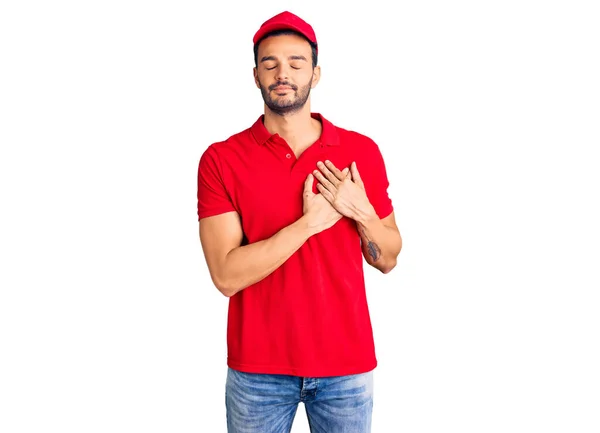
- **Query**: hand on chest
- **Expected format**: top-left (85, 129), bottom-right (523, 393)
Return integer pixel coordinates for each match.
top-left (229, 144), bottom-right (357, 240)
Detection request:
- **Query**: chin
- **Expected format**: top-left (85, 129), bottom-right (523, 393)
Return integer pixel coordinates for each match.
top-left (274, 103), bottom-right (297, 110)
top-left (272, 97), bottom-right (296, 106)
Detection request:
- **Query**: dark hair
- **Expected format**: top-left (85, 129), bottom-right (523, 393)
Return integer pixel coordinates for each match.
top-left (253, 29), bottom-right (318, 68)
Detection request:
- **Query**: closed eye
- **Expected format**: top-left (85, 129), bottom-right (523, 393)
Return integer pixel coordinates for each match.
top-left (264, 65), bottom-right (300, 70)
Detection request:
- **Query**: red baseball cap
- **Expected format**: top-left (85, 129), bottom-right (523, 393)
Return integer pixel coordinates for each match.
top-left (253, 11), bottom-right (318, 52)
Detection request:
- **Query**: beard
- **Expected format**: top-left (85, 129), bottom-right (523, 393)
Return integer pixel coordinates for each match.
top-left (258, 77), bottom-right (312, 116)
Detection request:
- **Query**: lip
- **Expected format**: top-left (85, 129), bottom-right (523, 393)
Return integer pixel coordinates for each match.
top-left (273, 86), bottom-right (293, 92)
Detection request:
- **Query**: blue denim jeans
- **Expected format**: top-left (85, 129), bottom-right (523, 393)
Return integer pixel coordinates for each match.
top-left (225, 367), bottom-right (374, 433)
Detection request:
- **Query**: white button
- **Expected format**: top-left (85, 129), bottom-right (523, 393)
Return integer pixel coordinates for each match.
top-left (286, 153), bottom-right (291, 159)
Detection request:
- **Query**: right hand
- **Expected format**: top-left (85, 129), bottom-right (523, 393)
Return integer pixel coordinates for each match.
top-left (302, 172), bottom-right (345, 234)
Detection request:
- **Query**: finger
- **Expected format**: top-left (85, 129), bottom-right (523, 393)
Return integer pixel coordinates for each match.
top-left (342, 167), bottom-right (351, 179)
top-left (350, 161), bottom-right (364, 188)
top-left (304, 173), bottom-right (314, 196)
top-left (324, 160), bottom-right (345, 181)
top-left (317, 161), bottom-right (341, 186)
top-left (313, 169), bottom-right (337, 194)
top-left (316, 183), bottom-right (335, 203)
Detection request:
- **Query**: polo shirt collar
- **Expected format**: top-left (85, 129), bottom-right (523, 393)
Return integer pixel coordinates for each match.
top-left (250, 113), bottom-right (340, 146)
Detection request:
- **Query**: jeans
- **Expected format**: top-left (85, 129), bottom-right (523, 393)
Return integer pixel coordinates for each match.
top-left (225, 367), bottom-right (374, 433)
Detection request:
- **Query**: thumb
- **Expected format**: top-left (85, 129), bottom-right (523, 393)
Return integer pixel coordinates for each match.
top-left (304, 173), bottom-right (315, 196)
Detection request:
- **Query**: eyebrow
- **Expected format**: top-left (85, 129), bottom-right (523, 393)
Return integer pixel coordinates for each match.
top-left (260, 55), bottom-right (308, 63)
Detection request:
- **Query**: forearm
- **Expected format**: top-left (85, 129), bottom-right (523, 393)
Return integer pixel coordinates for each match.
top-left (219, 216), bottom-right (315, 296)
top-left (356, 206), bottom-right (402, 273)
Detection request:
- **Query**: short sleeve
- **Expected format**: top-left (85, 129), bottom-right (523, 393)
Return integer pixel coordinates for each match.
top-left (197, 146), bottom-right (236, 220)
top-left (363, 139), bottom-right (394, 219)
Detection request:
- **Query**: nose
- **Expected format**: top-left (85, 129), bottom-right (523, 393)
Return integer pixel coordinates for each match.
top-left (274, 64), bottom-right (290, 81)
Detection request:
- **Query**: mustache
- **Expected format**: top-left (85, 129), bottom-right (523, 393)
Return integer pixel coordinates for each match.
top-left (269, 81), bottom-right (298, 91)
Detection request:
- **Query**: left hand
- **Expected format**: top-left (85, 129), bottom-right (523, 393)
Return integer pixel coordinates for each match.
top-left (313, 160), bottom-right (375, 221)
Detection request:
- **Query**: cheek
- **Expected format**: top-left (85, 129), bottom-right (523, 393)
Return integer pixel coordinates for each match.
top-left (255, 74), bottom-right (270, 89)
top-left (296, 71), bottom-right (314, 85)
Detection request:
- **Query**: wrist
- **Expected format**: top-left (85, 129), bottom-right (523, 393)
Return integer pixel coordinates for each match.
top-left (354, 202), bottom-right (378, 226)
top-left (298, 214), bottom-right (319, 238)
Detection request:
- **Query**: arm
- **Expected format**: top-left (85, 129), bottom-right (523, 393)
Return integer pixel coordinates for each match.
top-left (355, 210), bottom-right (402, 274)
top-left (313, 160), bottom-right (402, 273)
top-left (199, 173), bottom-right (342, 297)
top-left (199, 212), bottom-right (314, 297)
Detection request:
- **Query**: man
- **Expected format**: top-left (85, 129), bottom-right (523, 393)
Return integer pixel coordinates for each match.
top-left (197, 11), bottom-right (402, 433)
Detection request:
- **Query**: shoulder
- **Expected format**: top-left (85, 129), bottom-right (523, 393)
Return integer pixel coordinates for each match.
top-left (204, 129), bottom-right (250, 156)
top-left (331, 121), bottom-right (382, 155)
top-left (326, 119), bottom-right (390, 172)
top-left (198, 121), bottom-right (256, 163)
top-left (197, 127), bottom-right (252, 179)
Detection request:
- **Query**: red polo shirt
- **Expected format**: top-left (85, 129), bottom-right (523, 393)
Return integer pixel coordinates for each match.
top-left (197, 113), bottom-right (393, 377)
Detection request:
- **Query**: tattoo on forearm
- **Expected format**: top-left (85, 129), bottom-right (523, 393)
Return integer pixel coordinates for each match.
top-left (367, 241), bottom-right (381, 261)
top-left (360, 226), bottom-right (381, 261)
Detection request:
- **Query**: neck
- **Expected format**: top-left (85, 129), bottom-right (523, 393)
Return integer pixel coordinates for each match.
top-left (262, 103), bottom-right (321, 153)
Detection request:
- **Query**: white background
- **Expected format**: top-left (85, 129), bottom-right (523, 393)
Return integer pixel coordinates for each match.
top-left (1, 0), bottom-right (599, 432)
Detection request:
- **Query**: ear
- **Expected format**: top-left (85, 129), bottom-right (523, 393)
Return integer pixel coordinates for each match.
top-left (310, 65), bottom-right (321, 89)
top-left (253, 67), bottom-right (260, 89)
